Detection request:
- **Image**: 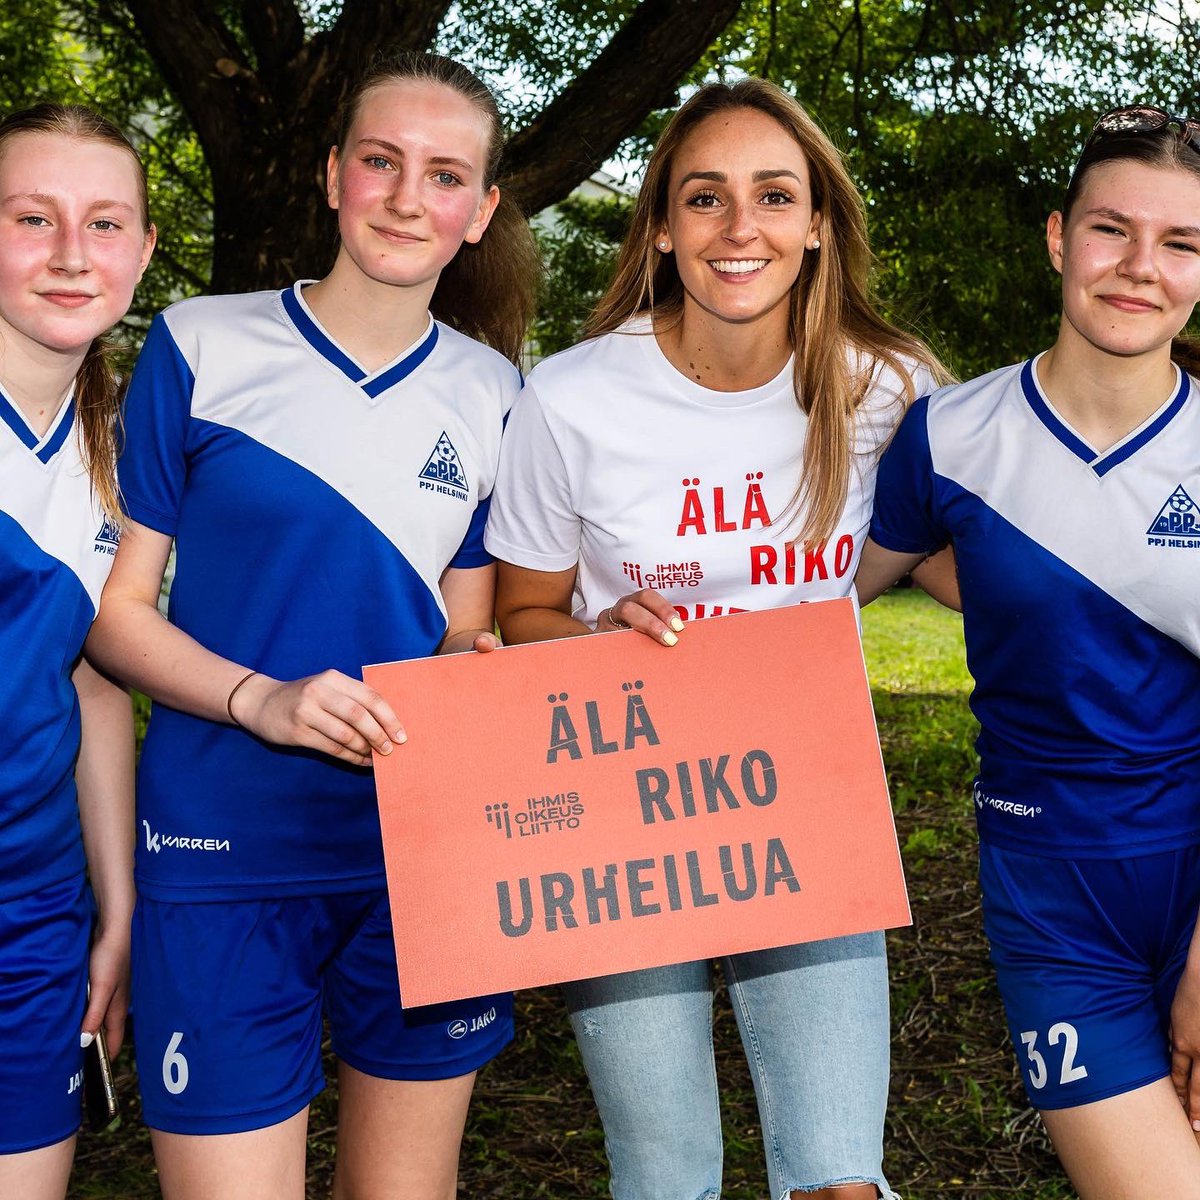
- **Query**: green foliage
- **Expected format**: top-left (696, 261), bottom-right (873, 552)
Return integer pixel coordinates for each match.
top-left (443, 0), bottom-right (642, 127)
top-left (531, 193), bottom-right (632, 356)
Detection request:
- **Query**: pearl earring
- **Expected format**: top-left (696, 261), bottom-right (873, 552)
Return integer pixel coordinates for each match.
top-left (811, 239), bottom-right (821, 250)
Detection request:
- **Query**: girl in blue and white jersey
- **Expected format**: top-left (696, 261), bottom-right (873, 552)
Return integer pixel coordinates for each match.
top-left (88, 53), bottom-right (538, 1200)
top-left (859, 107), bottom-right (1200, 1198)
top-left (0, 103), bottom-right (154, 1199)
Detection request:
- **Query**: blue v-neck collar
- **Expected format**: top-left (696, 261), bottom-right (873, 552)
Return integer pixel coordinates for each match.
top-left (281, 282), bottom-right (439, 400)
top-left (1020, 356), bottom-right (1190, 478)
top-left (0, 382), bottom-right (74, 464)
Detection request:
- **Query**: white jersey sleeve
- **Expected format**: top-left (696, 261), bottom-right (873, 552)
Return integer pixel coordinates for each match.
top-left (485, 379), bottom-right (583, 573)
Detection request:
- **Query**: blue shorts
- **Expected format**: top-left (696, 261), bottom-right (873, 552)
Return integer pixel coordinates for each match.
top-left (0, 874), bottom-right (90, 1153)
top-left (132, 890), bottom-right (513, 1134)
top-left (979, 841), bottom-right (1200, 1110)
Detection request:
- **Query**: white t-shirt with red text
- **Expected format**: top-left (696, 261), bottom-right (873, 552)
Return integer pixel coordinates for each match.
top-left (486, 318), bottom-right (934, 625)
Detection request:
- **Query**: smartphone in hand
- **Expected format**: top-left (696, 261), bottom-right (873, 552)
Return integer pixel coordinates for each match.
top-left (83, 1025), bottom-right (119, 1131)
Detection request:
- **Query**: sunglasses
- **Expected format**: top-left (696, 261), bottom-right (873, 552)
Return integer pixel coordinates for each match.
top-left (1084, 104), bottom-right (1200, 155)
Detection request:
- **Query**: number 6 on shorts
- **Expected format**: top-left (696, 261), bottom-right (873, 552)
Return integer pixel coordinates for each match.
top-left (162, 1030), bottom-right (189, 1095)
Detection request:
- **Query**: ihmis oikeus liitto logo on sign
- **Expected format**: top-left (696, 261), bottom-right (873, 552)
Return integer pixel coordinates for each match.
top-left (485, 794), bottom-right (585, 840)
top-left (1147, 484), bottom-right (1200, 548)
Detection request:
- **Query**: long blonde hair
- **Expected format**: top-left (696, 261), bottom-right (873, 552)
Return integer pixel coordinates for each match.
top-left (0, 103), bottom-right (149, 520)
top-left (587, 79), bottom-right (948, 545)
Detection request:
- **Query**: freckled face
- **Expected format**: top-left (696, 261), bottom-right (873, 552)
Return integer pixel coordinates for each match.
top-left (659, 107), bottom-right (821, 332)
top-left (1049, 158), bottom-right (1200, 360)
top-left (0, 132), bottom-right (154, 358)
top-left (327, 80), bottom-right (500, 296)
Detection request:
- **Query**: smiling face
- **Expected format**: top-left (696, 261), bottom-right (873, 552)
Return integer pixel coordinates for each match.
top-left (658, 106), bottom-right (821, 335)
top-left (326, 79), bottom-right (500, 299)
top-left (1049, 157), bottom-right (1200, 361)
top-left (0, 131), bottom-right (154, 359)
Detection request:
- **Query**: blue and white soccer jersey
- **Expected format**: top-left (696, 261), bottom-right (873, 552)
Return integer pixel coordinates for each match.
top-left (121, 283), bottom-right (518, 899)
top-left (870, 355), bottom-right (1200, 1107)
top-left (486, 318), bottom-right (936, 624)
top-left (119, 284), bottom-right (517, 1129)
top-left (0, 386), bottom-right (117, 1149)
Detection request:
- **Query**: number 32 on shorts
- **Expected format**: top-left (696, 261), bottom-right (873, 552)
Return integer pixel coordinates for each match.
top-left (1020, 1022), bottom-right (1088, 1090)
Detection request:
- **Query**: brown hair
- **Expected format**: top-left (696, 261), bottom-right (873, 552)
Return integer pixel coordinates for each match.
top-left (337, 51), bottom-right (540, 365)
top-left (587, 79), bottom-right (947, 546)
top-left (1064, 123), bottom-right (1200, 376)
top-left (0, 103), bottom-right (149, 520)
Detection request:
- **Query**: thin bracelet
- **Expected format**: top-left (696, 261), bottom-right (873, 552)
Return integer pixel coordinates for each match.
top-left (226, 670), bottom-right (259, 727)
top-left (603, 606), bottom-right (630, 630)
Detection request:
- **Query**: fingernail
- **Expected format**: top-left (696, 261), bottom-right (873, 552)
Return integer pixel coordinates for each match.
top-left (379, 742), bottom-right (392, 755)
top-left (662, 631), bottom-right (678, 647)
top-left (80, 1031), bottom-right (94, 1048)
top-left (394, 731), bottom-right (407, 744)
top-left (670, 617), bottom-right (685, 633)
top-left (1193, 1119), bottom-right (1200, 1132)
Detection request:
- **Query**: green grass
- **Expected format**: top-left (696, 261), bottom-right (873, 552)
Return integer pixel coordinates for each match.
top-left (71, 590), bottom-right (1076, 1199)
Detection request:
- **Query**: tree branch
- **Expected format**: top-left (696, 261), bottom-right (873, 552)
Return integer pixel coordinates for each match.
top-left (292, 0), bottom-right (454, 117)
top-left (102, 0), bottom-right (261, 166)
top-left (502, 0), bottom-right (744, 214)
top-left (328, 0), bottom-right (452, 54)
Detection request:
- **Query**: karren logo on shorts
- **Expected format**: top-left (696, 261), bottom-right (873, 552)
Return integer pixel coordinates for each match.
top-left (447, 1006), bottom-right (498, 1039)
top-left (417, 430), bottom-right (470, 501)
top-left (1146, 484), bottom-right (1200, 548)
top-left (142, 819), bottom-right (231, 854)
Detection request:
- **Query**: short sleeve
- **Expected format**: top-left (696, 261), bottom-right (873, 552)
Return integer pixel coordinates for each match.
top-left (484, 379), bottom-right (582, 571)
top-left (449, 494), bottom-right (494, 569)
top-left (118, 314), bottom-right (196, 536)
top-left (869, 394), bottom-right (949, 555)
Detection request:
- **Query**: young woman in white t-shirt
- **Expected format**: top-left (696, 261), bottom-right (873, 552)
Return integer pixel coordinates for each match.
top-left (486, 78), bottom-right (946, 1200)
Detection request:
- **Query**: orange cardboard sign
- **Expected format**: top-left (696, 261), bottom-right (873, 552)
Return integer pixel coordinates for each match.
top-left (366, 599), bottom-right (909, 1007)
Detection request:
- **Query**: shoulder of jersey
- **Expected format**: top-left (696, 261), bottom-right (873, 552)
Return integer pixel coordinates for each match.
top-left (925, 359), bottom-right (1025, 417)
top-left (431, 320), bottom-right (522, 391)
top-left (526, 329), bottom-right (640, 396)
top-left (159, 288), bottom-right (279, 342)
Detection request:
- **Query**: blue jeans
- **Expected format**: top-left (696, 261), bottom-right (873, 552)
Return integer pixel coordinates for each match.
top-left (563, 932), bottom-right (896, 1200)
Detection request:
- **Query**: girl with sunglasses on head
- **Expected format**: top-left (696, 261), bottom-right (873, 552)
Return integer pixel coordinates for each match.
top-left (86, 51), bottom-right (538, 1200)
top-left (0, 103), bottom-right (155, 1198)
top-left (857, 105), bottom-right (1200, 1197)
top-left (486, 78), bottom-right (947, 1200)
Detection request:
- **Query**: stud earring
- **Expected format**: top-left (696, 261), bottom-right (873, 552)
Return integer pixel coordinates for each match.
top-left (811, 238), bottom-right (821, 250)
